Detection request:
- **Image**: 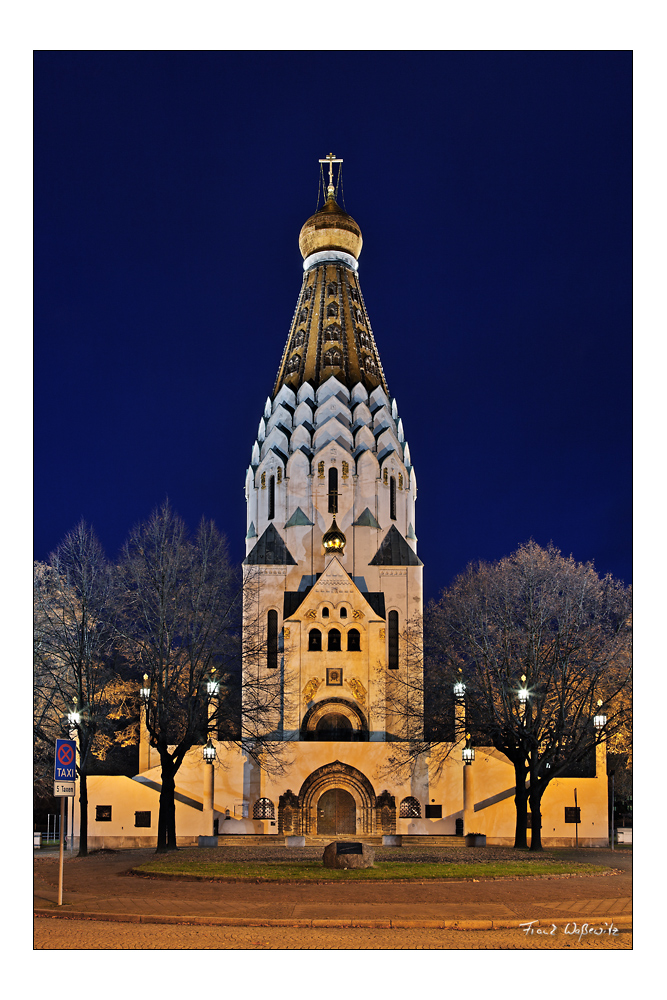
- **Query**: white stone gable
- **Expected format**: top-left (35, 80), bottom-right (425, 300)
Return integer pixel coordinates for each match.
top-left (285, 557), bottom-right (382, 622)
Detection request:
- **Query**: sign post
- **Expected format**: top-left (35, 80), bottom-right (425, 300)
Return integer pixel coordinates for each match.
top-left (54, 739), bottom-right (77, 905)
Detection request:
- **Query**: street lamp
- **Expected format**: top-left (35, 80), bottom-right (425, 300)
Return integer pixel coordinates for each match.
top-left (140, 674), bottom-right (151, 705)
top-left (462, 732), bottom-right (475, 765)
top-left (67, 699), bottom-right (81, 734)
top-left (453, 681), bottom-right (466, 701)
top-left (201, 738), bottom-right (217, 840)
top-left (206, 668), bottom-right (220, 697)
top-left (518, 674), bottom-right (529, 704)
top-left (593, 699), bottom-right (607, 730)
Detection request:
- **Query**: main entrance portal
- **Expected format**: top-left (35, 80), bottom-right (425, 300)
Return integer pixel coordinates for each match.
top-left (317, 787), bottom-right (356, 835)
top-left (298, 761), bottom-right (375, 836)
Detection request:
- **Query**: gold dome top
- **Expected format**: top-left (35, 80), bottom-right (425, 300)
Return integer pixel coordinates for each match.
top-left (322, 517), bottom-right (346, 554)
top-left (299, 194), bottom-right (363, 260)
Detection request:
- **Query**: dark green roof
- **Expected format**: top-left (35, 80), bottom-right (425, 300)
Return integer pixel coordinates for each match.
top-left (284, 506), bottom-right (314, 528)
top-left (353, 507), bottom-right (381, 528)
top-left (368, 525), bottom-right (422, 567)
top-left (244, 524), bottom-right (297, 566)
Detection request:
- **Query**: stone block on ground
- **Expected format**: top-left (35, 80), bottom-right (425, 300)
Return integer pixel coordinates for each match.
top-left (285, 836), bottom-right (306, 846)
top-left (323, 841), bottom-right (375, 869)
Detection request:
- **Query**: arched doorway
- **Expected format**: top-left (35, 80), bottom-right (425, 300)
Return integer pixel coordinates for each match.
top-left (317, 787), bottom-right (356, 835)
top-left (298, 760), bottom-right (376, 836)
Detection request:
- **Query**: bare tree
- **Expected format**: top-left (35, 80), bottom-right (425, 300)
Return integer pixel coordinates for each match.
top-left (238, 567), bottom-right (296, 765)
top-left (426, 540), bottom-right (632, 850)
top-left (116, 502), bottom-right (292, 852)
top-left (33, 523), bottom-right (124, 855)
top-left (372, 613), bottom-right (447, 780)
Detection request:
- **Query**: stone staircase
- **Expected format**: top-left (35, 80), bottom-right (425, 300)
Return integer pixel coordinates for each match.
top-left (213, 834), bottom-right (467, 847)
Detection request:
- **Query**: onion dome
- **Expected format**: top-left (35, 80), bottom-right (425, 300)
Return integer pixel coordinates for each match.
top-left (299, 194), bottom-right (363, 261)
top-left (322, 517), bottom-right (346, 554)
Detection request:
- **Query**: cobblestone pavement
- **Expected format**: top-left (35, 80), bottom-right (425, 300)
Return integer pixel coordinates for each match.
top-left (34, 844), bottom-right (632, 934)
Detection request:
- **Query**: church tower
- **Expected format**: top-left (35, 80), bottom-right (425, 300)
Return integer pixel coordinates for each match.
top-left (242, 155), bottom-right (423, 757)
top-left (85, 158), bottom-right (610, 848)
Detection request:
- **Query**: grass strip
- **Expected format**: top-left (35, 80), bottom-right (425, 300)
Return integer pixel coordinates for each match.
top-left (132, 860), bottom-right (608, 882)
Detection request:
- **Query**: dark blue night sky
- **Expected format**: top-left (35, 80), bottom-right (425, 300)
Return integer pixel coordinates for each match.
top-left (33, 51), bottom-right (632, 601)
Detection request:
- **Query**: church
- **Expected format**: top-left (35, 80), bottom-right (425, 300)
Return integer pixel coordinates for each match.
top-left (78, 157), bottom-right (610, 849)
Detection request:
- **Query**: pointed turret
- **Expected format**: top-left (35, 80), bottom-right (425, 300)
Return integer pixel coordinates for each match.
top-left (244, 156), bottom-right (419, 589)
top-left (272, 174), bottom-right (388, 399)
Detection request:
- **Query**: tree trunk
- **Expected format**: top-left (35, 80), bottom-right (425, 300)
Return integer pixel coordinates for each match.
top-left (528, 778), bottom-right (544, 851)
top-left (513, 763), bottom-right (529, 849)
top-left (156, 755), bottom-right (178, 853)
top-left (77, 770), bottom-right (88, 857)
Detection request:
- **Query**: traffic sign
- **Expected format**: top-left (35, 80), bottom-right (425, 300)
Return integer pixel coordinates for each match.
top-left (55, 739), bottom-right (77, 782)
top-left (54, 781), bottom-right (75, 797)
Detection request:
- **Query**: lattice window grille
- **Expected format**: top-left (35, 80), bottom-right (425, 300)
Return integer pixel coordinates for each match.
top-left (253, 797), bottom-right (275, 820)
top-left (399, 796), bottom-right (421, 818)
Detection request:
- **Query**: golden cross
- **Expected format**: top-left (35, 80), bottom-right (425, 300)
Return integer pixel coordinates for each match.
top-left (319, 152), bottom-right (343, 189)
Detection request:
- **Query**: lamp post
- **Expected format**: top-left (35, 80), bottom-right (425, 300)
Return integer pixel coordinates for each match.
top-left (139, 675), bottom-right (152, 773)
top-left (462, 732), bottom-right (475, 835)
top-left (140, 675), bottom-right (151, 705)
top-left (593, 699), bottom-right (607, 731)
top-left (593, 699), bottom-right (609, 845)
top-left (202, 738), bottom-right (217, 839)
top-left (206, 669), bottom-right (220, 699)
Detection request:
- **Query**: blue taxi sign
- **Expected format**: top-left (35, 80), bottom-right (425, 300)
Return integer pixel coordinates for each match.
top-left (55, 739), bottom-right (77, 782)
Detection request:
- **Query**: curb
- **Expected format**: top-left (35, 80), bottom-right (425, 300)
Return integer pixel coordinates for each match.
top-left (33, 909), bottom-right (632, 931)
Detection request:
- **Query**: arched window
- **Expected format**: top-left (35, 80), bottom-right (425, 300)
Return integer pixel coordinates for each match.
top-left (324, 323), bottom-right (341, 342)
top-left (267, 610), bottom-right (278, 669)
top-left (308, 629), bottom-right (322, 651)
top-left (323, 347), bottom-right (342, 367)
top-left (253, 797), bottom-right (275, 819)
top-left (322, 607), bottom-right (330, 618)
top-left (390, 476), bottom-right (397, 520)
top-left (268, 475), bottom-right (275, 520)
top-left (328, 628), bottom-right (341, 651)
top-left (388, 610), bottom-right (399, 669)
top-left (339, 607), bottom-right (347, 618)
top-left (399, 796), bottom-right (421, 818)
top-left (328, 467), bottom-right (338, 514)
top-left (347, 628), bottom-right (361, 652)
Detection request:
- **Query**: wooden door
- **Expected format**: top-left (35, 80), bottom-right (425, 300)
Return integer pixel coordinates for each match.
top-left (317, 788), bottom-right (356, 835)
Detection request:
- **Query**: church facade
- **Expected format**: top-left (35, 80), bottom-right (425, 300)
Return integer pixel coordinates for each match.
top-left (77, 160), bottom-right (610, 849)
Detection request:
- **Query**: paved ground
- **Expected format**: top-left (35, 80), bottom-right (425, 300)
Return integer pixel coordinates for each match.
top-left (34, 843), bottom-right (631, 950)
top-left (34, 918), bottom-right (632, 949)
